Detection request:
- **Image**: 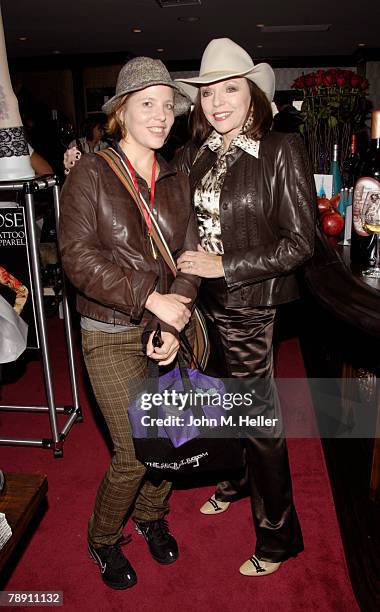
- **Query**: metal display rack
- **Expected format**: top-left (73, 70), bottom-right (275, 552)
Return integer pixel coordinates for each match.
top-left (0, 175), bottom-right (81, 457)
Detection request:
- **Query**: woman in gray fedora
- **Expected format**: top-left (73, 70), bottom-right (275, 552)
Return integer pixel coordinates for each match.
top-left (59, 57), bottom-right (199, 589)
top-left (176, 38), bottom-right (316, 576)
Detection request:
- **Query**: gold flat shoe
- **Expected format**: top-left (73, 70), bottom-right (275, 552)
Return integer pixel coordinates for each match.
top-left (199, 494), bottom-right (230, 515)
top-left (239, 555), bottom-right (282, 576)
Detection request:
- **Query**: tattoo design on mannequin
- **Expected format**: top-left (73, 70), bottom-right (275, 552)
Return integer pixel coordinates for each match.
top-left (0, 126), bottom-right (29, 158)
top-left (0, 86), bottom-right (9, 121)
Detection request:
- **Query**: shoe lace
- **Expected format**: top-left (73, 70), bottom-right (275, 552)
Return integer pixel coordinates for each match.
top-left (146, 519), bottom-right (171, 544)
top-left (249, 555), bottom-right (266, 573)
top-left (105, 534), bottom-right (132, 566)
top-left (208, 497), bottom-right (222, 511)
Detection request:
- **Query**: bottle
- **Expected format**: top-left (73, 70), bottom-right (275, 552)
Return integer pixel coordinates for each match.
top-left (329, 144), bottom-right (343, 195)
top-left (350, 110), bottom-right (380, 265)
top-left (342, 134), bottom-right (361, 188)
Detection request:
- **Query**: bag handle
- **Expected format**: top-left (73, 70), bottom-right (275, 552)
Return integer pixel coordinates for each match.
top-left (147, 350), bottom-right (190, 387)
top-left (147, 350), bottom-right (208, 426)
top-left (96, 148), bottom-right (177, 274)
top-left (97, 147), bottom-right (209, 370)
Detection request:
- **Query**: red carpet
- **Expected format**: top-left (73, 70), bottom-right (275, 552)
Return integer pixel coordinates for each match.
top-left (0, 319), bottom-right (358, 611)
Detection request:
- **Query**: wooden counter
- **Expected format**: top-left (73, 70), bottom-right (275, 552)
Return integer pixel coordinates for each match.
top-left (299, 226), bottom-right (380, 611)
top-left (302, 227), bottom-right (380, 499)
top-left (0, 473), bottom-right (48, 574)
top-left (303, 227), bottom-right (380, 338)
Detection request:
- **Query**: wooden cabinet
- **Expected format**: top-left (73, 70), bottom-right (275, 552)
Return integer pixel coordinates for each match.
top-left (299, 227), bottom-right (380, 610)
top-left (0, 473), bottom-right (48, 574)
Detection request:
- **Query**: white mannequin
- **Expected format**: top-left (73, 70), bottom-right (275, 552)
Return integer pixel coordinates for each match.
top-left (0, 7), bottom-right (34, 180)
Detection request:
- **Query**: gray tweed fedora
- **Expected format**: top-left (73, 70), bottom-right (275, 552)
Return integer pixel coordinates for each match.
top-left (102, 57), bottom-right (191, 116)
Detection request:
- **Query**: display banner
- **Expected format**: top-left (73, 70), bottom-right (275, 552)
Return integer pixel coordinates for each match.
top-left (0, 203), bottom-right (39, 348)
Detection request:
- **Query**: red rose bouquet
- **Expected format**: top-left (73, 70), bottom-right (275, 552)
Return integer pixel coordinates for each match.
top-left (292, 68), bottom-right (369, 173)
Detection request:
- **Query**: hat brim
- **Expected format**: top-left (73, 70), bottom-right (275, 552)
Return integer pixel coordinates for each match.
top-left (176, 63), bottom-right (275, 103)
top-left (102, 81), bottom-right (191, 116)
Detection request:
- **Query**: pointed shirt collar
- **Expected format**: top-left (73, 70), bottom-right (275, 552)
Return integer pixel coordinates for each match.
top-left (199, 128), bottom-right (260, 159)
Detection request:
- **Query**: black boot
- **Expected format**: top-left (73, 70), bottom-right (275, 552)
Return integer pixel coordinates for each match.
top-left (88, 537), bottom-right (137, 589)
top-left (135, 519), bottom-right (178, 564)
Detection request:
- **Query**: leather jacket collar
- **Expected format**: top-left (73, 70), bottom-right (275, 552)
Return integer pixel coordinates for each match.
top-left (113, 141), bottom-right (177, 183)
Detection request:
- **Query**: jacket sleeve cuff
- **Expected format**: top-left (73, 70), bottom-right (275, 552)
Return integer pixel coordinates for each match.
top-left (222, 253), bottom-right (237, 288)
top-left (129, 271), bottom-right (158, 323)
top-left (143, 315), bottom-right (179, 339)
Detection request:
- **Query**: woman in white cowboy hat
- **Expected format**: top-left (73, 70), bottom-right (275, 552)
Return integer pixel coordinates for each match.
top-left (59, 57), bottom-right (200, 590)
top-left (176, 38), bottom-right (316, 576)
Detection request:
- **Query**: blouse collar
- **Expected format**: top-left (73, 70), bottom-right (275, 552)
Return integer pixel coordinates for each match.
top-left (199, 114), bottom-right (260, 159)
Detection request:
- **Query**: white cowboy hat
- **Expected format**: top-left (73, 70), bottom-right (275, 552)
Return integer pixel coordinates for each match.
top-left (176, 38), bottom-right (275, 103)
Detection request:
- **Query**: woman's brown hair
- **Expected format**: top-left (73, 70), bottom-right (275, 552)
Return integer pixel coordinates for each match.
top-left (105, 94), bottom-right (130, 141)
top-left (189, 80), bottom-right (273, 147)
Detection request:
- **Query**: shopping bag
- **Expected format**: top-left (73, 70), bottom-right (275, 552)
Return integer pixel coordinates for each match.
top-left (128, 351), bottom-right (244, 476)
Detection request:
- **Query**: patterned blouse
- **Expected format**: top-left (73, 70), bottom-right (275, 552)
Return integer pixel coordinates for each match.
top-left (194, 123), bottom-right (260, 255)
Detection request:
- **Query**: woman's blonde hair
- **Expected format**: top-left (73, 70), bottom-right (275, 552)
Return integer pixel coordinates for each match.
top-left (105, 94), bottom-right (130, 140)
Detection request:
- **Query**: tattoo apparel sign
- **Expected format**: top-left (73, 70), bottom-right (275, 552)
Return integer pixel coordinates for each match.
top-left (0, 204), bottom-right (39, 348)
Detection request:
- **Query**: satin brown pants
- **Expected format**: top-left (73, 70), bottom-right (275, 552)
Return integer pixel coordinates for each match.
top-left (200, 279), bottom-right (304, 563)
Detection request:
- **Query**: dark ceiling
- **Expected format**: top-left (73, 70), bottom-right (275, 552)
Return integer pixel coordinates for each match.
top-left (1, 0), bottom-right (379, 65)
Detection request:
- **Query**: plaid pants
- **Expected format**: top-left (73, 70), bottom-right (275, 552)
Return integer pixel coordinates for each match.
top-left (82, 327), bottom-right (172, 548)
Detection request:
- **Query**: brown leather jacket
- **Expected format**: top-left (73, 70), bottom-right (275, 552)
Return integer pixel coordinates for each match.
top-left (176, 131), bottom-right (316, 307)
top-left (59, 149), bottom-right (200, 332)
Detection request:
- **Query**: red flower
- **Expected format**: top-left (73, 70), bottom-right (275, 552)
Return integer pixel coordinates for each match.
top-left (336, 72), bottom-right (347, 87)
top-left (292, 68), bottom-right (370, 93)
top-left (304, 74), bottom-right (315, 87)
top-left (350, 74), bottom-right (361, 88)
top-left (322, 73), bottom-right (334, 87)
top-left (292, 76), bottom-right (306, 89)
